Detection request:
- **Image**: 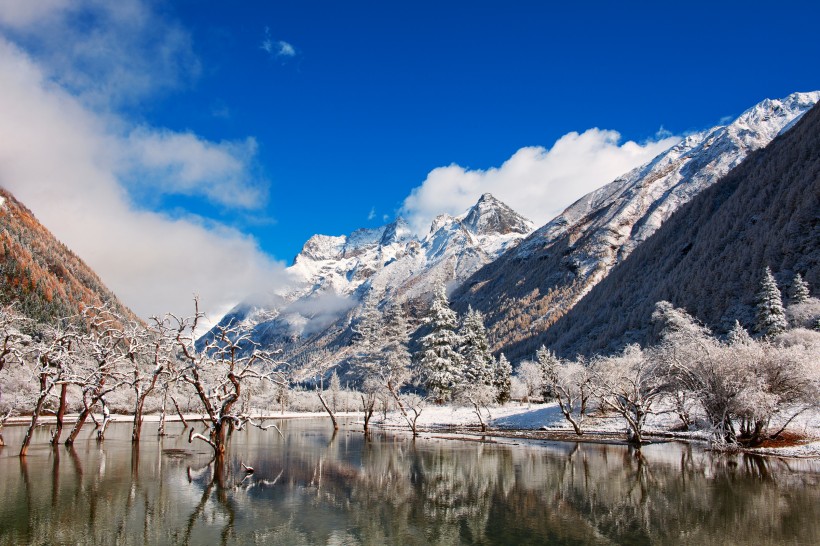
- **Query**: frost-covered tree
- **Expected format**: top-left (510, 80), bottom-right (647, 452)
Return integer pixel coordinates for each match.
top-left (789, 273), bottom-right (811, 304)
top-left (592, 344), bottom-right (668, 444)
top-left (458, 306), bottom-right (494, 387)
top-left (380, 301), bottom-right (412, 394)
top-left (329, 369), bottom-right (341, 413)
top-left (351, 295), bottom-right (383, 375)
top-left (725, 320), bottom-right (753, 346)
top-left (755, 267), bottom-right (787, 338)
top-left (161, 298), bottom-right (285, 460)
top-left (20, 321), bottom-right (79, 456)
top-left (516, 360), bottom-right (541, 404)
top-left (536, 346), bottom-right (560, 400)
top-left (0, 305), bottom-right (27, 447)
top-left (537, 346), bottom-right (592, 436)
top-left (418, 282), bottom-right (463, 403)
top-left (493, 353), bottom-right (512, 404)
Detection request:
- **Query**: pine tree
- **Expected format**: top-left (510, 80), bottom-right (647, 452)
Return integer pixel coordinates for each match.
top-left (458, 306), bottom-right (494, 387)
top-left (494, 353), bottom-right (512, 404)
top-left (789, 273), bottom-right (810, 304)
top-left (755, 267), bottom-right (787, 338)
top-left (726, 320), bottom-right (753, 346)
top-left (351, 295), bottom-right (384, 381)
top-left (536, 345), bottom-right (560, 400)
top-left (380, 301), bottom-right (412, 391)
top-left (418, 281), bottom-right (463, 402)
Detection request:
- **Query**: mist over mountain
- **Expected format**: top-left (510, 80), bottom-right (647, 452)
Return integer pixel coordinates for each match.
top-left (0, 187), bottom-right (137, 324)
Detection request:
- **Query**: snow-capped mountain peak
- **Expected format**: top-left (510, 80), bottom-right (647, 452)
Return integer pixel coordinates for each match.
top-left (459, 193), bottom-right (534, 236)
top-left (209, 194), bottom-right (533, 358)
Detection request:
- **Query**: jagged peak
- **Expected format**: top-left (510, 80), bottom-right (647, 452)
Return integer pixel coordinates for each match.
top-left (459, 193), bottom-right (534, 236)
top-left (429, 213), bottom-right (457, 235)
top-left (294, 233), bottom-right (347, 263)
top-left (380, 216), bottom-right (413, 246)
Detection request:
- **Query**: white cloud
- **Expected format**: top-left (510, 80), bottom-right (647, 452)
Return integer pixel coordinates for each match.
top-left (367, 207), bottom-right (376, 221)
top-left (276, 40), bottom-right (296, 57)
top-left (401, 128), bottom-right (680, 234)
top-left (261, 28), bottom-right (296, 59)
top-left (0, 37), bottom-right (287, 320)
top-left (0, 0), bottom-right (199, 107)
top-left (123, 128), bottom-right (268, 209)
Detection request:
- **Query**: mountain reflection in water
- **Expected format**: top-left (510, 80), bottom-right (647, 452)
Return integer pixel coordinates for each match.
top-left (0, 419), bottom-right (818, 545)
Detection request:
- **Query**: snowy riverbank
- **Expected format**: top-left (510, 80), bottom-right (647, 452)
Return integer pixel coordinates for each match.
top-left (5, 401), bottom-right (818, 459)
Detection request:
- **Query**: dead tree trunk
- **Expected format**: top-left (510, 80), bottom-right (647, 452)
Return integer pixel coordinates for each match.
top-left (318, 392), bottom-right (339, 431)
top-left (51, 383), bottom-right (68, 446)
top-left (20, 373), bottom-right (53, 457)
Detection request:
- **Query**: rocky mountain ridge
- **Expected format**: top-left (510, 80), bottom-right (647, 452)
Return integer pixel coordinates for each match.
top-left (450, 91), bottom-right (820, 358)
top-left (210, 193), bottom-right (534, 366)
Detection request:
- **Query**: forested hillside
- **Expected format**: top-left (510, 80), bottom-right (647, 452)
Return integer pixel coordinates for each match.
top-left (0, 187), bottom-right (137, 324)
top-left (535, 102), bottom-right (820, 358)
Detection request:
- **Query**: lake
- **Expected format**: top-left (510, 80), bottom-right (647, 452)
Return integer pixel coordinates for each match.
top-left (0, 419), bottom-right (818, 545)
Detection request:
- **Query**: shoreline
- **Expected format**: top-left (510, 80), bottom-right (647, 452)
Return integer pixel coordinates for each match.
top-left (3, 406), bottom-right (818, 460)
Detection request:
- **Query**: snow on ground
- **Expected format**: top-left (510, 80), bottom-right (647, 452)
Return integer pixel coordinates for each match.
top-left (6, 401), bottom-right (817, 458)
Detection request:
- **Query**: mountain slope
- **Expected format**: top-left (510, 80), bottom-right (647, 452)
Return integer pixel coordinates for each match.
top-left (540, 100), bottom-right (820, 357)
top-left (450, 91), bottom-right (820, 359)
top-left (0, 187), bottom-right (137, 323)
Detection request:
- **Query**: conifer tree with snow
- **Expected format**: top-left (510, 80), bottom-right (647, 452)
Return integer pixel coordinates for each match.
top-left (755, 267), bottom-right (787, 339)
top-left (725, 320), bottom-right (753, 346)
top-left (418, 281), bottom-right (463, 403)
top-left (536, 345), bottom-right (560, 400)
top-left (351, 295), bottom-right (384, 380)
top-left (458, 306), bottom-right (494, 387)
top-left (493, 353), bottom-right (512, 404)
top-left (380, 301), bottom-right (412, 392)
top-left (789, 273), bottom-right (811, 305)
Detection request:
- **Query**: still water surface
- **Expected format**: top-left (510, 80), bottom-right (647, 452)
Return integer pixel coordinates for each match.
top-left (0, 419), bottom-right (818, 545)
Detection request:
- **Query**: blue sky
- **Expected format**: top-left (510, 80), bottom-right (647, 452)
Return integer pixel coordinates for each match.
top-left (151, 0), bottom-right (820, 257)
top-left (0, 0), bottom-right (818, 320)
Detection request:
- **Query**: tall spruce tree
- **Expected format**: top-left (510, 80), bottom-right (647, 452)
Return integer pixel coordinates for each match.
top-left (755, 267), bottom-right (787, 338)
top-left (458, 306), bottom-right (494, 387)
top-left (494, 353), bottom-right (512, 404)
top-left (380, 301), bottom-right (412, 392)
top-left (536, 345), bottom-right (560, 401)
top-left (418, 281), bottom-right (463, 402)
top-left (351, 295), bottom-right (384, 380)
top-left (789, 273), bottom-right (811, 304)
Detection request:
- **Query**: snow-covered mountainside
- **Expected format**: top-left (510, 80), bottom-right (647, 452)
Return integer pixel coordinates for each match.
top-left (451, 91), bottom-right (820, 357)
top-left (208, 193), bottom-right (534, 358)
top-left (542, 99), bottom-right (820, 358)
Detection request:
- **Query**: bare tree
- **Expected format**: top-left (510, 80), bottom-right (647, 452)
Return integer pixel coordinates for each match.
top-left (65, 307), bottom-right (131, 446)
top-left (516, 360), bottom-right (541, 405)
top-left (454, 383), bottom-right (495, 432)
top-left (129, 318), bottom-right (171, 443)
top-left (20, 322), bottom-right (78, 456)
top-left (0, 305), bottom-right (27, 446)
top-left (163, 298), bottom-right (285, 460)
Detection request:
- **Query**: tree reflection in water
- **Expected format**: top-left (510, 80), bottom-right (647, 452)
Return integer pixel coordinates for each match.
top-left (0, 420), bottom-right (818, 545)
